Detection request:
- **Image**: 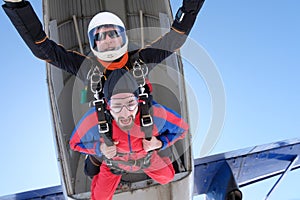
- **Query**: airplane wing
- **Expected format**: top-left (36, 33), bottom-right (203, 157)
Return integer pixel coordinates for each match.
top-left (1, 138), bottom-right (299, 200)
top-left (0, 185), bottom-right (64, 200)
top-left (194, 138), bottom-right (300, 199)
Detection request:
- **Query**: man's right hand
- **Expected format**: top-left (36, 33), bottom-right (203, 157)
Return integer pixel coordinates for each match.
top-left (100, 141), bottom-right (119, 159)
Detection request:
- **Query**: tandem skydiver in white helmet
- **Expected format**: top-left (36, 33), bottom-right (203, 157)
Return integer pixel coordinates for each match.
top-left (88, 12), bottom-right (128, 62)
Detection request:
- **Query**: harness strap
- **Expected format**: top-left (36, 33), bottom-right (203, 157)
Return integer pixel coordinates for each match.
top-left (132, 59), bottom-right (153, 141)
top-left (139, 93), bottom-right (153, 140)
top-left (83, 64), bottom-right (114, 147)
top-left (106, 153), bottom-right (152, 169)
top-left (93, 98), bottom-right (113, 146)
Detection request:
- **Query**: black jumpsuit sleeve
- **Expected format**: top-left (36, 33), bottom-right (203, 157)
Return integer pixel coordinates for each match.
top-left (138, 29), bottom-right (187, 67)
top-left (2, 1), bottom-right (89, 80)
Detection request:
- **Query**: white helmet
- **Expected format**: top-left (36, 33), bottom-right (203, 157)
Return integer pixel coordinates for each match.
top-left (88, 12), bottom-right (128, 61)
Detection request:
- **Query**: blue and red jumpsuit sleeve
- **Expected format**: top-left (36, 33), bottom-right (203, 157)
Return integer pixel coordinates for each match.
top-left (69, 108), bottom-right (103, 157)
top-left (2, 1), bottom-right (89, 80)
top-left (152, 103), bottom-right (189, 150)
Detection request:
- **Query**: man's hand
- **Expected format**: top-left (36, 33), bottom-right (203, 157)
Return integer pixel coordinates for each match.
top-left (100, 141), bottom-right (119, 159)
top-left (182, 0), bottom-right (205, 14)
top-left (172, 0), bottom-right (205, 34)
top-left (143, 136), bottom-right (163, 152)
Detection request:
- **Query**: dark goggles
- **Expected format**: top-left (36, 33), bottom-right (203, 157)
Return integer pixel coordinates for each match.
top-left (94, 30), bottom-right (121, 41)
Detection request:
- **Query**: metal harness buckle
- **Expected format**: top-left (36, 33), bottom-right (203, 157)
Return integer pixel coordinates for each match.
top-left (106, 160), bottom-right (113, 167)
top-left (93, 98), bottom-right (105, 106)
top-left (132, 159), bottom-right (137, 167)
top-left (88, 66), bottom-right (103, 94)
top-left (142, 153), bottom-right (152, 169)
top-left (139, 92), bottom-right (148, 99)
top-left (98, 122), bottom-right (109, 133)
top-left (141, 115), bottom-right (153, 127)
top-left (133, 60), bottom-right (148, 87)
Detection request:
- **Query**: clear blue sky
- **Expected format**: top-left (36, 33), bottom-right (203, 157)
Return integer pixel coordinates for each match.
top-left (0, 1), bottom-right (300, 200)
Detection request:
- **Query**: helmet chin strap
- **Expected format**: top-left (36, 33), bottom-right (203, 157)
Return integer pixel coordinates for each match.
top-left (97, 52), bottom-right (128, 70)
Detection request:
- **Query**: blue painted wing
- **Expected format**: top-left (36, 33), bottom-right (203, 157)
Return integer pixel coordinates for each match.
top-left (194, 138), bottom-right (300, 196)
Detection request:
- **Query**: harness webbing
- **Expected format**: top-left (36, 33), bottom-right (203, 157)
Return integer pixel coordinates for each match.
top-left (106, 153), bottom-right (152, 169)
top-left (139, 93), bottom-right (153, 140)
top-left (132, 59), bottom-right (153, 141)
top-left (88, 65), bottom-right (114, 147)
top-left (93, 98), bottom-right (113, 146)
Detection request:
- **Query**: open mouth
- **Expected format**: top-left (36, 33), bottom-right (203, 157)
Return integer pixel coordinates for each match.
top-left (120, 117), bottom-right (132, 125)
top-left (106, 47), bottom-right (116, 51)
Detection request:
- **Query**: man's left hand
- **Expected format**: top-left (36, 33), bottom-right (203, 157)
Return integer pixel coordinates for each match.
top-left (143, 136), bottom-right (162, 152)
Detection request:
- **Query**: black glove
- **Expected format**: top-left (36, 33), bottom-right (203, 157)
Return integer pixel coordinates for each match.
top-left (172, 0), bottom-right (205, 34)
top-left (182, 0), bottom-right (205, 14)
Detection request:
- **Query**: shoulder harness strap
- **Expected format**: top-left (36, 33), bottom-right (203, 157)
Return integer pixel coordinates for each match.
top-left (86, 64), bottom-right (114, 147)
top-left (132, 58), bottom-right (153, 141)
